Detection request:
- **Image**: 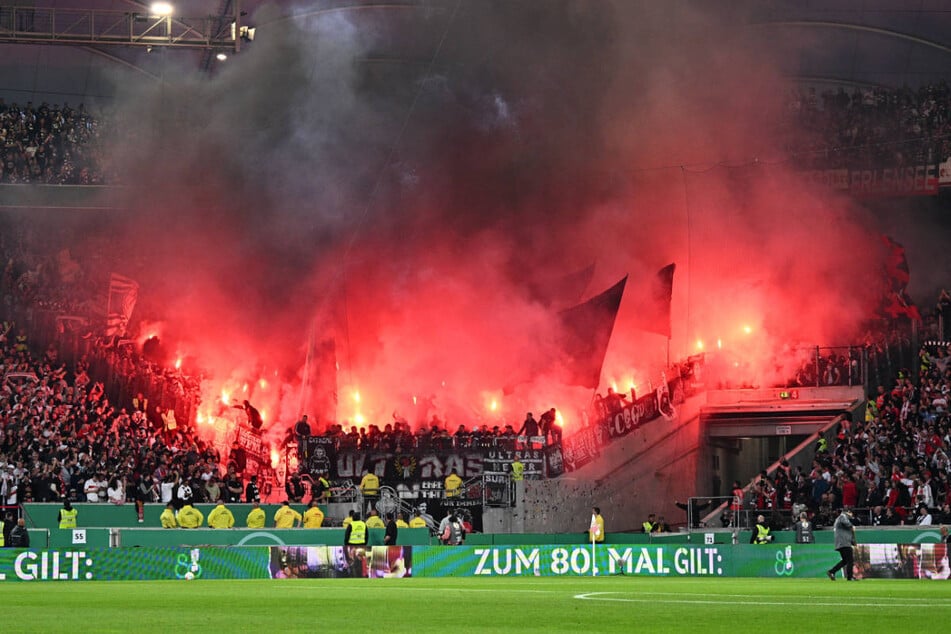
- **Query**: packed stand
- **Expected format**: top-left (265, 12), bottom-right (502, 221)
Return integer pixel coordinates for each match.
top-left (728, 339), bottom-right (951, 532)
top-left (4, 83), bottom-right (949, 185)
top-left (0, 100), bottom-right (112, 185)
top-left (0, 322), bottom-right (225, 513)
top-left (299, 410), bottom-right (561, 456)
top-left (783, 81), bottom-right (951, 169)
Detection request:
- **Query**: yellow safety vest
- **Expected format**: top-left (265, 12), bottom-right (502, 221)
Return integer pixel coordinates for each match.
top-left (511, 462), bottom-right (524, 482)
top-left (754, 524), bottom-right (771, 544)
top-left (59, 508), bottom-right (78, 529)
top-left (348, 520), bottom-right (367, 545)
top-left (0, 520), bottom-right (4, 546)
top-left (445, 475), bottom-right (463, 497)
top-left (361, 474), bottom-right (379, 496)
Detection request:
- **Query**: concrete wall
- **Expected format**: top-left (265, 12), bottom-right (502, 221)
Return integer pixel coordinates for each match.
top-left (517, 392), bottom-right (708, 534)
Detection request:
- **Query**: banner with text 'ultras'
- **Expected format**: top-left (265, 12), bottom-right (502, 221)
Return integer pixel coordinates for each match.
top-left (413, 544), bottom-right (951, 579)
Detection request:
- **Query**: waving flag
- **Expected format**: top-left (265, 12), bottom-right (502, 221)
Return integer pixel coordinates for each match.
top-left (105, 273), bottom-right (139, 337)
top-left (630, 263), bottom-right (676, 337)
top-left (557, 276), bottom-right (627, 388)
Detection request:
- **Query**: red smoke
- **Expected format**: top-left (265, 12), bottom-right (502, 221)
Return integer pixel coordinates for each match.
top-left (86, 1), bottom-right (893, 450)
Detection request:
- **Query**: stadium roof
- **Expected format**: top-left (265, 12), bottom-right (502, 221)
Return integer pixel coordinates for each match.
top-left (1, 0), bottom-right (950, 107)
top-left (746, 0), bottom-right (951, 89)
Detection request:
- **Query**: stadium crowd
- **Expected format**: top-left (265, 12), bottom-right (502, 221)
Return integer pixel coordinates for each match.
top-left (0, 100), bottom-right (110, 185)
top-left (0, 322), bottom-right (228, 510)
top-left (785, 81), bottom-right (951, 169)
top-left (2, 82), bottom-right (950, 188)
top-left (728, 334), bottom-right (951, 532)
top-left (0, 312), bottom-right (564, 511)
top-left (307, 409), bottom-right (561, 455)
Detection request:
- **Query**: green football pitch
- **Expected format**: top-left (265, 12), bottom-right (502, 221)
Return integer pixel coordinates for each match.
top-left (7, 576), bottom-right (950, 633)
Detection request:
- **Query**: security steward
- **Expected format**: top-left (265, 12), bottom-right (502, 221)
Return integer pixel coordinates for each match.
top-left (178, 503), bottom-right (205, 529)
top-left (344, 510), bottom-right (369, 577)
top-left (345, 511), bottom-right (367, 547)
top-left (58, 500), bottom-right (78, 529)
top-left (642, 513), bottom-right (656, 533)
top-left (751, 514), bottom-right (773, 544)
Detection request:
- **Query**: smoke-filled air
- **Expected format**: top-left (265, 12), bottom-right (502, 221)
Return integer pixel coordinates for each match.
top-left (80, 0), bottom-right (890, 450)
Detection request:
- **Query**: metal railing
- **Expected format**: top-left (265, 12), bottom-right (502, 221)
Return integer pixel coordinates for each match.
top-left (0, 6), bottom-right (236, 50)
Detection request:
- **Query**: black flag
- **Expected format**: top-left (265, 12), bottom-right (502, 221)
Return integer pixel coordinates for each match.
top-left (631, 263), bottom-right (675, 338)
top-left (557, 276), bottom-right (628, 388)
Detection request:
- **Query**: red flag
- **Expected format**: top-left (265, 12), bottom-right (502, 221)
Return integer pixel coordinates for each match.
top-left (880, 237), bottom-right (920, 321)
top-left (881, 236), bottom-right (910, 287)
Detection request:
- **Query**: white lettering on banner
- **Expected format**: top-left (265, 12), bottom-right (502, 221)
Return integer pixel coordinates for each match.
top-left (807, 166), bottom-right (939, 196)
top-left (395, 483), bottom-right (420, 499)
top-left (14, 551), bottom-right (93, 581)
top-left (464, 454), bottom-right (484, 476)
top-left (471, 546), bottom-right (725, 577)
top-left (849, 165), bottom-right (938, 196)
top-left (475, 549), bottom-right (492, 575)
top-left (552, 548), bottom-right (593, 574)
top-left (807, 169), bottom-right (849, 190)
top-left (940, 158), bottom-right (951, 186)
top-left (607, 548), bottom-right (633, 575)
top-left (419, 455), bottom-right (443, 478)
top-left (634, 548), bottom-right (668, 574)
top-left (612, 410), bottom-right (633, 436)
top-left (673, 547), bottom-right (723, 575)
top-left (474, 548), bottom-right (541, 576)
top-left (336, 453), bottom-right (365, 478)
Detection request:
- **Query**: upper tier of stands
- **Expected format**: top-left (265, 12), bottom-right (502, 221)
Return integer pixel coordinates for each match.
top-left (2, 81), bottom-right (950, 184)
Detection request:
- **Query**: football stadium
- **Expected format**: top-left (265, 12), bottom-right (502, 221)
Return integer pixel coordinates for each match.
top-left (3, 0), bottom-right (951, 631)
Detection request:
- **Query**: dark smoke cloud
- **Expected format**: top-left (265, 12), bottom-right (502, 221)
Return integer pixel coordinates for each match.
top-left (90, 0), bottom-right (890, 430)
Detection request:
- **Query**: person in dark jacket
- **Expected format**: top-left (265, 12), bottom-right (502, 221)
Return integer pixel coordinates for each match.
top-left (384, 513), bottom-right (399, 545)
top-left (794, 512), bottom-right (814, 543)
top-left (827, 507), bottom-right (857, 580)
top-left (8, 518), bottom-right (29, 547)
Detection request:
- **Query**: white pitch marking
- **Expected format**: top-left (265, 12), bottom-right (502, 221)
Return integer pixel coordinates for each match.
top-left (573, 592), bottom-right (951, 608)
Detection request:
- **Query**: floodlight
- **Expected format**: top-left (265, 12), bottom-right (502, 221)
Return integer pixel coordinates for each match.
top-left (150, 2), bottom-right (174, 16)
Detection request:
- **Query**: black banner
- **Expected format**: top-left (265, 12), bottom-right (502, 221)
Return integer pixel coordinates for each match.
top-left (235, 425), bottom-right (266, 461)
top-left (303, 437), bottom-right (337, 475)
top-left (483, 448), bottom-right (544, 481)
top-left (563, 376), bottom-right (683, 473)
top-left (544, 444), bottom-right (565, 478)
top-left (302, 443), bottom-right (553, 488)
top-left (562, 426), bottom-right (602, 472)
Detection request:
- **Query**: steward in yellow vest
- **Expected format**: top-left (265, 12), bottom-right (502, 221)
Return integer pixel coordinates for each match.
top-left (345, 513), bottom-right (367, 545)
top-left (751, 515), bottom-right (773, 544)
top-left (58, 501), bottom-right (78, 529)
top-left (302, 501), bottom-right (325, 528)
top-left (178, 504), bottom-right (204, 529)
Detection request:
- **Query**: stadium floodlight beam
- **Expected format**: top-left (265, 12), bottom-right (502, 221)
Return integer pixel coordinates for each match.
top-left (150, 2), bottom-right (174, 16)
